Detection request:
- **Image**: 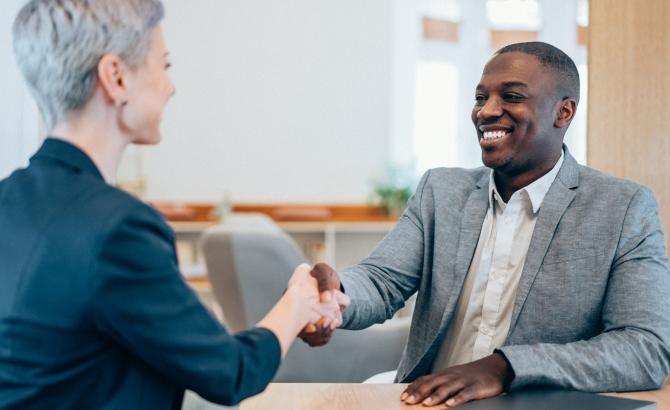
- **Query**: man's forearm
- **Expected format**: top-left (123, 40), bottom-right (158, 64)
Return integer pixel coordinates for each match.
top-left (498, 329), bottom-right (670, 392)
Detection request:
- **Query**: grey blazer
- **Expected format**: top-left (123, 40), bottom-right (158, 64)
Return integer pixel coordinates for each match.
top-left (340, 147), bottom-right (670, 392)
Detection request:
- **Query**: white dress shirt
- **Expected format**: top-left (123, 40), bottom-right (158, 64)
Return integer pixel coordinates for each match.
top-left (432, 151), bottom-right (564, 370)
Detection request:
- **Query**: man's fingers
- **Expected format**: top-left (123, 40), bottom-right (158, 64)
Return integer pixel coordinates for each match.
top-left (298, 329), bottom-right (332, 347)
top-left (303, 323), bottom-right (316, 333)
top-left (301, 334), bottom-right (325, 347)
top-left (421, 384), bottom-right (465, 407)
top-left (402, 375), bottom-right (455, 405)
top-left (445, 386), bottom-right (480, 407)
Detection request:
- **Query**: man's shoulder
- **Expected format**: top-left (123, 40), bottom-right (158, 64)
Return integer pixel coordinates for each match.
top-left (421, 166), bottom-right (488, 191)
top-left (576, 164), bottom-right (649, 200)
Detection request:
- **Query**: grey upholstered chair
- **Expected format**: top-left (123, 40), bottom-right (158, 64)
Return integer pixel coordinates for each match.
top-left (200, 213), bottom-right (410, 382)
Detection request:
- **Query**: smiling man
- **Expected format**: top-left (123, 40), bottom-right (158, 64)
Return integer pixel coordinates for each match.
top-left (298, 42), bottom-right (670, 407)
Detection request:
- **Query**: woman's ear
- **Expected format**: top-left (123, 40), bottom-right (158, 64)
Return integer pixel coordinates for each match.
top-left (96, 54), bottom-right (128, 107)
top-left (555, 98), bottom-right (577, 128)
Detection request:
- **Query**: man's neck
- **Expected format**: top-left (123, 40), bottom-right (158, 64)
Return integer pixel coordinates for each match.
top-left (493, 152), bottom-right (563, 203)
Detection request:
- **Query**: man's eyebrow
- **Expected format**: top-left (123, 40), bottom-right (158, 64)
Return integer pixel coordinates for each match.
top-left (475, 81), bottom-right (529, 91)
top-left (501, 81), bottom-right (529, 89)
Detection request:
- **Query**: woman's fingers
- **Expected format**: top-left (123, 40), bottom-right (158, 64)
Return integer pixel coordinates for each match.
top-left (288, 263), bottom-right (312, 286)
top-left (333, 290), bottom-right (351, 310)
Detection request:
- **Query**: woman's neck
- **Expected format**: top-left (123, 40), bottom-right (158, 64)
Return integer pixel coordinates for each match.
top-left (51, 112), bottom-right (128, 184)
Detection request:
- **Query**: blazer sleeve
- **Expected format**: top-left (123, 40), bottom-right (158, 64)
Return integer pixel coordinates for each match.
top-left (91, 203), bottom-right (281, 406)
top-left (498, 186), bottom-right (670, 392)
top-left (339, 170), bottom-right (430, 330)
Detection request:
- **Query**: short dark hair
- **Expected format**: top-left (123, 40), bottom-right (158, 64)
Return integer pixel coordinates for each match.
top-left (496, 41), bottom-right (580, 102)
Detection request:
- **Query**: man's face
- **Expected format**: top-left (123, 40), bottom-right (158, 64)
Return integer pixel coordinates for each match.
top-left (471, 52), bottom-right (564, 175)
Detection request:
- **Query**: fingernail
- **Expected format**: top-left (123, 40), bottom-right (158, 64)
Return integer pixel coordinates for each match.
top-left (423, 397), bottom-right (433, 405)
top-left (446, 398), bottom-right (455, 406)
top-left (400, 392), bottom-right (408, 401)
top-left (407, 395), bottom-right (416, 404)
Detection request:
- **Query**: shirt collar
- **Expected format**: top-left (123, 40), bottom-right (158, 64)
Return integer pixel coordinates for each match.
top-left (488, 149), bottom-right (565, 214)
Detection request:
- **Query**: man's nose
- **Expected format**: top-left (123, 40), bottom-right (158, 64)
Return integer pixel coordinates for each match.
top-left (478, 97), bottom-right (503, 120)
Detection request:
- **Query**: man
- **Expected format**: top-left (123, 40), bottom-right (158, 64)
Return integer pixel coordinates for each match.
top-left (300, 42), bottom-right (670, 407)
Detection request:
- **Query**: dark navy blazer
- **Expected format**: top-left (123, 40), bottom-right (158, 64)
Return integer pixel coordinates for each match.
top-left (0, 139), bottom-right (280, 409)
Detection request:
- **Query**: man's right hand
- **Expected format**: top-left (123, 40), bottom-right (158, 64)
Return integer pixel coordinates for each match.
top-left (298, 262), bottom-right (348, 346)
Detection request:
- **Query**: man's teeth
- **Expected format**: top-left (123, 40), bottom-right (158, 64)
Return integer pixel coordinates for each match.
top-left (482, 130), bottom-right (509, 140)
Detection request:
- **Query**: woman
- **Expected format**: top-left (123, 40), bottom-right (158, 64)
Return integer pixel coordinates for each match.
top-left (0, 0), bottom-right (347, 408)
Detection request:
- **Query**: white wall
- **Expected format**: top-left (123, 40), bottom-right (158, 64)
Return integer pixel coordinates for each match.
top-left (141, 0), bottom-right (410, 203)
top-left (0, 0), bottom-right (41, 180)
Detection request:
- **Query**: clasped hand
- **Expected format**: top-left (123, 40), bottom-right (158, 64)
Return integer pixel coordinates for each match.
top-left (291, 263), bottom-right (348, 346)
top-left (290, 264), bottom-right (513, 408)
top-left (287, 263), bottom-right (350, 333)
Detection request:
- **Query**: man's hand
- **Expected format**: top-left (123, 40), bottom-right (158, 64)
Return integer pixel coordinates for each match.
top-left (400, 353), bottom-right (514, 407)
top-left (297, 262), bottom-right (347, 347)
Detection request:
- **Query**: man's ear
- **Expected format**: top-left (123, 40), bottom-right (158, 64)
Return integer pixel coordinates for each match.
top-left (96, 54), bottom-right (128, 107)
top-left (555, 98), bottom-right (577, 128)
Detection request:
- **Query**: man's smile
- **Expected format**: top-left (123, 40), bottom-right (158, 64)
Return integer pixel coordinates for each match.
top-left (478, 125), bottom-right (513, 145)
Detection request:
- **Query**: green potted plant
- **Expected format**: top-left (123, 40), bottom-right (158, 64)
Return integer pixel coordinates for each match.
top-left (372, 162), bottom-right (417, 219)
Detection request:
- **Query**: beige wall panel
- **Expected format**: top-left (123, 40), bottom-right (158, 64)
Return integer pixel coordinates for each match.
top-left (588, 0), bottom-right (670, 249)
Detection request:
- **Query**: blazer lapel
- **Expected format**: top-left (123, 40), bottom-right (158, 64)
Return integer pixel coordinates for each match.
top-left (405, 172), bottom-right (490, 380)
top-left (439, 172), bottom-right (490, 334)
top-left (508, 148), bottom-right (580, 333)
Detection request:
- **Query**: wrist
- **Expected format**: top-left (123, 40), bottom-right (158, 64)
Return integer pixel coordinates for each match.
top-left (492, 351), bottom-right (515, 391)
top-left (281, 289), bottom-right (309, 334)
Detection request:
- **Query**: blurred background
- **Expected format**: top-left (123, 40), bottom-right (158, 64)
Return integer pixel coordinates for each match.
top-left (1, 0), bottom-right (589, 204)
top-left (2, 0), bottom-right (669, 403)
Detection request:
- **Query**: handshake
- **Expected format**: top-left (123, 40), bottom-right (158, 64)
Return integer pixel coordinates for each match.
top-left (286, 262), bottom-right (349, 347)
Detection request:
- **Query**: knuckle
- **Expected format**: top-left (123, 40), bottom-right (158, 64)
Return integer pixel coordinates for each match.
top-left (415, 384), bottom-right (434, 396)
top-left (413, 375), bottom-right (429, 384)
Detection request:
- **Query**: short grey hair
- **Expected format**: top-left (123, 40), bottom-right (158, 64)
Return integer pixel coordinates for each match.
top-left (12, 0), bottom-right (165, 131)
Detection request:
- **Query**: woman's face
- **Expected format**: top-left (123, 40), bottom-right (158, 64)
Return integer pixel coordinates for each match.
top-left (121, 26), bottom-right (175, 145)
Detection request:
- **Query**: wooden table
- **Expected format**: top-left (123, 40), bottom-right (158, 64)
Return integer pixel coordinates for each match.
top-left (240, 383), bottom-right (670, 409)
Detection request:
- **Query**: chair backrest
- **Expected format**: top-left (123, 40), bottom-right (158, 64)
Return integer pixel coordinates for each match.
top-left (200, 213), bottom-right (306, 332)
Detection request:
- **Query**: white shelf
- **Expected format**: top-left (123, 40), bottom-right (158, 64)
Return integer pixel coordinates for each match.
top-left (170, 219), bottom-right (396, 273)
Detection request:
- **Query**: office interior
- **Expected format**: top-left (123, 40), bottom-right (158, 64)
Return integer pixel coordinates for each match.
top-left (1, 0), bottom-right (668, 409)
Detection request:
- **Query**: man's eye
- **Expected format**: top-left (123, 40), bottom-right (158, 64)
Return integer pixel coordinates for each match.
top-left (474, 95), bottom-right (486, 104)
top-left (504, 93), bottom-right (525, 101)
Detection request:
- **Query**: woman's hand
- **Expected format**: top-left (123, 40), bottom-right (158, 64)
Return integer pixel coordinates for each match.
top-left (285, 264), bottom-right (342, 330)
top-left (257, 264), bottom-right (345, 358)
top-left (298, 262), bottom-right (350, 346)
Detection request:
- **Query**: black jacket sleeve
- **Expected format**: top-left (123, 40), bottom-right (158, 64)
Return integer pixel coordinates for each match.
top-left (92, 203), bottom-right (281, 405)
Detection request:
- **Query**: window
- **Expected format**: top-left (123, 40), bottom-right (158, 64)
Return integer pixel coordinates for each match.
top-left (487, 0), bottom-right (541, 30)
top-left (413, 62), bottom-right (459, 172)
top-left (411, 0), bottom-right (589, 173)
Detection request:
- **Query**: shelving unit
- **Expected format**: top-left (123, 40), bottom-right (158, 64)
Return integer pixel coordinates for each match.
top-left (276, 221), bottom-right (396, 269)
top-left (170, 219), bottom-right (396, 278)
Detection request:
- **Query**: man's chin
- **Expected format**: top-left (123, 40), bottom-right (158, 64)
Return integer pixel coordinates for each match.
top-left (481, 153), bottom-right (511, 170)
